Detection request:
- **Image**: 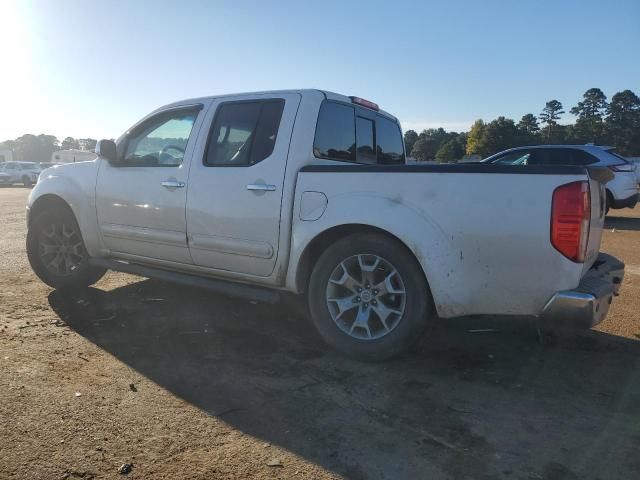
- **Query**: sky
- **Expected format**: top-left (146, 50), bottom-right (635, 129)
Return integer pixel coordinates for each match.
top-left (0, 0), bottom-right (638, 142)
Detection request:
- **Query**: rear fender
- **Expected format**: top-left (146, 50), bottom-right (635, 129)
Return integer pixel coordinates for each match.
top-left (287, 191), bottom-right (458, 316)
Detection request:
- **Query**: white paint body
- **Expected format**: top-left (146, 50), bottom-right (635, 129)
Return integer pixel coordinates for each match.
top-left (28, 90), bottom-right (607, 319)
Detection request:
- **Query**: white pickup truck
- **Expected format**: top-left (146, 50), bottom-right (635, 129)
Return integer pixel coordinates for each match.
top-left (26, 89), bottom-right (625, 359)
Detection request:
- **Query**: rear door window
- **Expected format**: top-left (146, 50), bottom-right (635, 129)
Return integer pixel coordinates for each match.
top-left (205, 100), bottom-right (284, 167)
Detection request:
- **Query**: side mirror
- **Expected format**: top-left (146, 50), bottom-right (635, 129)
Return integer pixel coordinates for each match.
top-left (95, 139), bottom-right (118, 164)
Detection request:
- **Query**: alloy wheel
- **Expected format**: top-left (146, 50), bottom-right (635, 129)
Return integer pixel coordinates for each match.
top-left (326, 254), bottom-right (406, 340)
top-left (38, 222), bottom-right (85, 276)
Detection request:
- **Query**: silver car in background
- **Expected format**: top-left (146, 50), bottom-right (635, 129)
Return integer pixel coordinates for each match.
top-left (483, 145), bottom-right (639, 211)
top-left (0, 161), bottom-right (41, 187)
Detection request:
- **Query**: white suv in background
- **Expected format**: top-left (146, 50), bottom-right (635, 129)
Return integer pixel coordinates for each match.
top-left (483, 145), bottom-right (639, 212)
top-left (0, 161), bottom-right (41, 187)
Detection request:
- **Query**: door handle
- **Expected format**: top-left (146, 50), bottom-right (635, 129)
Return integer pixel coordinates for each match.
top-left (161, 180), bottom-right (185, 188)
top-left (247, 183), bottom-right (276, 191)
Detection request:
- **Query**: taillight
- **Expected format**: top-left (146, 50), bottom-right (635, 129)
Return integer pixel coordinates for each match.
top-left (609, 163), bottom-right (635, 172)
top-left (551, 181), bottom-right (590, 262)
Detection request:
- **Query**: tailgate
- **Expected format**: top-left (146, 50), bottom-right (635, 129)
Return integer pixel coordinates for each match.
top-left (582, 167), bottom-right (613, 272)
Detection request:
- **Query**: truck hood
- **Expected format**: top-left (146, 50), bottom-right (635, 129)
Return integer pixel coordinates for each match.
top-left (38, 159), bottom-right (100, 183)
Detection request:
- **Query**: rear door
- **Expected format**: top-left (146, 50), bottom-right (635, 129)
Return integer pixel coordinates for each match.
top-left (186, 93), bottom-right (300, 277)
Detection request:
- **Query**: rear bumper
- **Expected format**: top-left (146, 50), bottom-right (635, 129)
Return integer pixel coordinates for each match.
top-left (611, 193), bottom-right (638, 209)
top-left (540, 253), bottom-right (625, 329)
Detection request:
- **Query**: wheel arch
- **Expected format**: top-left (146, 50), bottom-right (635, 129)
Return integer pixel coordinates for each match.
top-left (294, 223), bottom-right (431, 298)
top-left (28, 194), bottom-right (74, 226)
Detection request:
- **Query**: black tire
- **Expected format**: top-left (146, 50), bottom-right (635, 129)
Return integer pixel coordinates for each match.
top-left (27, 207), bottom-right (106, 289)
top-left (22, 176), bottom-right (32, 187)
top-left (605, 190), bottom-right (613, 215)
top-left (307, 233), bottom-right (432, 360)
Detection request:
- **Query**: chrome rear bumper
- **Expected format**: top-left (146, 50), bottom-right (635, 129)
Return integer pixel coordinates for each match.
top-left (540, 253), bottom-right (625, 329)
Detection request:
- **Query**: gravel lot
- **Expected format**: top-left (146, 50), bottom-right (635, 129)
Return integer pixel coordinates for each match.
top-left (1, 186), bottom-right (639, 480)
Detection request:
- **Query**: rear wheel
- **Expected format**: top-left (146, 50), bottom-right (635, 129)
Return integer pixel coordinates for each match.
top-left (22, 175), bottom-right (32, 187)
top-left (308, 233), bottom-right (432, 360)
top-left (27, 207), bottom-right (106, 289)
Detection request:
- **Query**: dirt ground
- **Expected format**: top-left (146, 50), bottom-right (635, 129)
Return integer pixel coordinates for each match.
top-left (1, 186), bottom-right (639, 480)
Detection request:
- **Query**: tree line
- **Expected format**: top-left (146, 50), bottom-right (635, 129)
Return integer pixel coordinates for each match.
top-left (0, 135), bottom-right (97, 162)
top-left (404, 88), bottom-right (640, 162)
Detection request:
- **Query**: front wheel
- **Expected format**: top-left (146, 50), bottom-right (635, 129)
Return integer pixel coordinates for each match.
top-left (27, 207), bottom-right (106, 289)
top-left (22, 176), bottom-right (33, 187)
top-left (308, 233), bottom-right (432, 360)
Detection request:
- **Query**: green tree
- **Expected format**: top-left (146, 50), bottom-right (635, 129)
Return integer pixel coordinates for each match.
top-left (465, 119), bottom-right (485, 155)
top-left (605, 89), bottom-right (640, 155)
top-left (403, 130), bottom-right (418, 157)
top-left (435, 138), bottom-right (464, 163)
top-left (410, 137), bottom-right (438, 161)
top-left (539, 100), bottom-right (565, 142)
top-left (479, 117), bottom-right (519, 155)
top-left (516, 113), bottom-right (540, 145)
top-left (11, 134), bottom-right (59, 162)
top-left (61, 137), bottom-right (80, 150)
top-left (570, 88), bottom-right (608, 143)
top-left (421, 128), bottom-right (451, 152)
top-left (517, 113), bottom-right (540, 135)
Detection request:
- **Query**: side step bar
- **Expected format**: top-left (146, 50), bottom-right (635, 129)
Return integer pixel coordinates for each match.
top-left (89, 257), bottom-right (282, 304)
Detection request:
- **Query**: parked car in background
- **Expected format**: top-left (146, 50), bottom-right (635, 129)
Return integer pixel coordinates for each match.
top-left (26, 89), bottom-right (625, 359)
top-left (624, 157), bottom-right (640, 184)
top-left (0, 161), bottom-right (41, 187)
top-left (0, 170), bottom-right (12, 185)
top-left (482, 145), bottom-right (639, 212)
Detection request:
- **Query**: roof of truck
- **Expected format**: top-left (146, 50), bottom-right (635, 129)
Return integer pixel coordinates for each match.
top-left (159, 89), bottom-right (398, 122)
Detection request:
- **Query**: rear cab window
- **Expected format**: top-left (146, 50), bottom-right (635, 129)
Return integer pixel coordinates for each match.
top-left (313, 100), bottom-right (405, 165)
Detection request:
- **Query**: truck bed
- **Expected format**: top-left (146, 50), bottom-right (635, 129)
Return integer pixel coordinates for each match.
top-left (291, 163), bottom-right (607, 318)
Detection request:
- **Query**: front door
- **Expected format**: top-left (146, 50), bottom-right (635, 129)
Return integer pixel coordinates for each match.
top-left (95, 104), bottom-right (205, 264)
top-left (186, 93), bottom-right (300, 277)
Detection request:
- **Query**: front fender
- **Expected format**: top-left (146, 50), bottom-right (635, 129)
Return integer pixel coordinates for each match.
top-left (28, 161), bottom-right (102, 257)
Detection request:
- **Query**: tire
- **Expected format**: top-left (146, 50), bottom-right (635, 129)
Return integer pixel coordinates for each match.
top-left (22, 176), bottom-right (32, 187)
top-left (307, 233), bottom-right (432, 360)
top-left (27, 207), bottom-right (106, 289)
top-left (605, 190), bottom-right (613, 215)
